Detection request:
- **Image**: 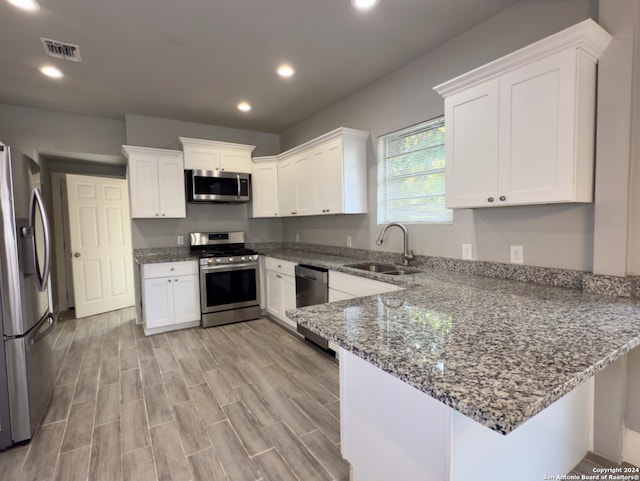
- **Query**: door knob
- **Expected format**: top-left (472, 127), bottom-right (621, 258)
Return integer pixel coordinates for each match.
top-left (73, 252), bottom-right (81, 257)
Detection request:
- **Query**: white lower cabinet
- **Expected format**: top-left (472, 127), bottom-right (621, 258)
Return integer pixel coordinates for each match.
top-left (264, 257), bottom-right (297, 329)
top-left (329, 270), bottom-right (402, 300)
top-left (141, 261), bottom-right (200, 335)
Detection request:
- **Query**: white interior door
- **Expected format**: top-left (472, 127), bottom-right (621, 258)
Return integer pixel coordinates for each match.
top-left (66, 174), bottom-right (134, 318)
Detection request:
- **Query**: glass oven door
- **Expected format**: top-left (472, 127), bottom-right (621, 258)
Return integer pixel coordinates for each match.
top-left (200, 262), bottom-right (260, 313)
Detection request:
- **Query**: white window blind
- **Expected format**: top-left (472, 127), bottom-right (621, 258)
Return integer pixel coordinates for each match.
top-left (377, 117), bottom-right (452, 224)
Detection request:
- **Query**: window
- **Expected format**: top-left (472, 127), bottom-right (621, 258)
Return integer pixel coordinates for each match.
top-left (377, 116), bottom-right (452, 224)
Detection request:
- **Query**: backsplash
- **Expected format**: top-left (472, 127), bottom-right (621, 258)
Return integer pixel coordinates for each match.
top-left (249, 242), bottom-right (639, 298)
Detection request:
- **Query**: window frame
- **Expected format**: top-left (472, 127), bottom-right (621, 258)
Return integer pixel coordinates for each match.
top-left (376, 116), bottom-right (452, 225)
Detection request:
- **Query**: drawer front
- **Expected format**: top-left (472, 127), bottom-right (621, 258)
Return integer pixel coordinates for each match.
top-left (330, 271), bottom-right (402, 297)
top-left (264, 257), bottom-right (296, 277)
top-left (143, 260), bottom-right (198, 279)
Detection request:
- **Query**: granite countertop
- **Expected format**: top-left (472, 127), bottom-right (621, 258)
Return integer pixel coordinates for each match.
top-left (261, 249), bottom-right (640, 435)
top-left (134, 248), bottom-right (196, 264)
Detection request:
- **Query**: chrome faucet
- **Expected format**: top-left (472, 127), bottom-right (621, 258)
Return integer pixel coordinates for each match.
top-left (375, 223), bottom-right (415, 266)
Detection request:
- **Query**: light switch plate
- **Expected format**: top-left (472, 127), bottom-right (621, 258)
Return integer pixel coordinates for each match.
top-left (462, 244), bottom-right (473, 260)
top-left (347, 236), bottom-right (352, 247)
top-left (177, 235), bottom-right (184, 246)
top-left (510, 245), bottom-right (524, 264)
top-left (295, 233), bottom-right (300, 242)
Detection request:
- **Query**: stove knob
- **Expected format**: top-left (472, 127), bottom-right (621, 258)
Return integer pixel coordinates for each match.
top-left (216, 258), bottom-right (222, 264)
top-left (207, 259), bottom-right (213, 264)
top-left (228, 257), bottom-right (234, 262)
top-left (241, 256), bottom-right (246, 261)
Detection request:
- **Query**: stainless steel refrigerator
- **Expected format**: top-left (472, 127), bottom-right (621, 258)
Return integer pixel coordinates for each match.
top-left (0, 144), bottom-right (56, 450)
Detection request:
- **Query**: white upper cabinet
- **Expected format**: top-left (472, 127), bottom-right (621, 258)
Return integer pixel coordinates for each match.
top-left (277, 127), bottom-right (369, 217)
top-left (434, 19), bottom-right (612, 209)
top-left (123, 145), bottom-right (186, 218)
top-left (278, 157), bottom-right (297, 215)
top-left (251, 156), bottom-right (279, 218)
top-left (178, 137), bottom-right (256, 173)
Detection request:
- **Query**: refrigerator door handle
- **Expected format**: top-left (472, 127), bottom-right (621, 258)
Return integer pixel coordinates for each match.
top-left (29, 187), bottom-right (52, 292)
top-left (29, 312), bottom-right (57, 346)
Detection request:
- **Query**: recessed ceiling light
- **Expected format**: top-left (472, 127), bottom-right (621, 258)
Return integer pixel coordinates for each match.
top-left (39, 65), bottom-right (64, 79)
top-left (351, 0), bottom-right (379, 10)
top-left (7, 0), bottom-right (40, 11)
top-left (237, 101), bottom-right (251, 112)
top-left (276, 64), bottom-right (295, 78)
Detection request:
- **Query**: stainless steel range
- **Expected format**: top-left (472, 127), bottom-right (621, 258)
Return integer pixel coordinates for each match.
top-left (190, 232), bottom-right (260, 328)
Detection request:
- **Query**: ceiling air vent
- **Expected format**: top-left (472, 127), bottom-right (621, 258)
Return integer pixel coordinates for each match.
top-left (40, 38), bottom-right (82, 62)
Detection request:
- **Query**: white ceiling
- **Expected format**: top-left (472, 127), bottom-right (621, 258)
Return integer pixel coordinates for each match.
top-left (0, 0), bottom-right (521, 134)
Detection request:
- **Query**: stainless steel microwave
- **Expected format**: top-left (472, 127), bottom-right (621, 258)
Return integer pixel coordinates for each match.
top-left (185, 170), bottom-right (251, 204)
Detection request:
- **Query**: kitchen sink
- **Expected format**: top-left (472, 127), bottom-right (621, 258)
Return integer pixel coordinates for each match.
top-left (345, 263), bottom-right (420, 276)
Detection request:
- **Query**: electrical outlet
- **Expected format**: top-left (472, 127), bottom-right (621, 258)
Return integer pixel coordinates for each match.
top-left (510, 245), bottom-right (524, 264)
top-left (177, 235), bottom-right (184, 246)
top-left (347, 236), bottom-right (352, 247)
top-left (295, 233), bottom-right (300, 242)
top-left (462, 244), bottom-right (473, 260)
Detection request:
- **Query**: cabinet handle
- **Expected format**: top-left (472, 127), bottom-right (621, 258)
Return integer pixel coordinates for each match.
top-left (175, 278), bottom-right (179, 282)
top-left (155, 213), bottom-right (160, 216)
top-left (326, 209), bottom-right (330, 213)
top-left (170, 268), bottom-right (174, 271)
top-left (277, 264), bottom-right (281, 268)
top-left (291, 211), bottom-right (297, 215)
top-left (168, 279), bottom-right (172, 283)
top-left (162, 213), bottom-right (166, 216)
top-left (487, 197), bottom-right (494, 203)
top-left (499, 196), bottom-right (507, 201)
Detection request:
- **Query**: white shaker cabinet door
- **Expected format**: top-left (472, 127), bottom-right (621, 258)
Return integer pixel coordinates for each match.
top-left (498, 49), bottom-right (584, 205)
top-left (281, 273), bottom-right (296, 329)
top-left (128, 154), bottom-right (160, 217)
top-left (295, 153), bottom-right (315, 216)
top-left (143, 277), bottom-right (174, 329)
top-left (444, 80), bottom-right (500, 209)
top-left (266, 269), bottom-right (283, 318)
top-left (313, 138), bottom-right (343, 215)
top-left (172, 275), bottom-right (200, 324)
top-left (157, 156), bottom-right (186, 218)
top-left (252, 158), bottom-right (279, 218)
top-left (219, 149), bottom-right (252, 173)
top-left (278, 159), bottom-right (297, 217)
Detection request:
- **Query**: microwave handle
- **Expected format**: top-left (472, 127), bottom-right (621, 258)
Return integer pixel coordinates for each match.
top-left (236, 174), bottom-right (241, 200)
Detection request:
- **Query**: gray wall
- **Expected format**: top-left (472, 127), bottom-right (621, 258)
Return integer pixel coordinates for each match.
top-left (280, 0), bottom-right (597, 272)
top-left (0, 103), bottom-right (125, 161)
top-left (125, 113), bottom-right (280, 156)
top-left (124, 114), bottom-right (283, 248)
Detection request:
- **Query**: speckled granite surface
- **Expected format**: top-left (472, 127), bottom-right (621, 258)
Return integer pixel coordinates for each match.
top-left (258, 248), bottom-right (640, 435)
top-left (134, 247), bottom-right (195, 264)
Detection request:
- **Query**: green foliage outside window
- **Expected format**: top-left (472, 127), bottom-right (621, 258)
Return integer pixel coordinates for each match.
top-left (377, 117), bottom-right (452, 224)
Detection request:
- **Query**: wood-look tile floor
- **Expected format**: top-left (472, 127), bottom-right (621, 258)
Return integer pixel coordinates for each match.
top-left (0, 308), bottom-right (349, 481)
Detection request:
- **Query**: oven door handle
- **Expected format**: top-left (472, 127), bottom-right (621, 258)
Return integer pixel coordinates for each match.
top-left (201, 261), bottom-right (259, 273)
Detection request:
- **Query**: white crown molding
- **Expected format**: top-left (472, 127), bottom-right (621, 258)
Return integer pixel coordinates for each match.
top-left (279, 127), bottom-right (369, 159)
top-left (122, 145), bottom-right (183, 158)
top-left (434, 19), bottom-right (612, 98)
top-left (178, 137), bottom-right (256, 153)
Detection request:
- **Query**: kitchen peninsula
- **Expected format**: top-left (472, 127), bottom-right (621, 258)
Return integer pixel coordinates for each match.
top-left (275, 249), bottom-right (640, 481)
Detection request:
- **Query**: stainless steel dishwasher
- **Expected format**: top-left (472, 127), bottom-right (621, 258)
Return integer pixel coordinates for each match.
top-left (295, 264), bottom-right (329, 349)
